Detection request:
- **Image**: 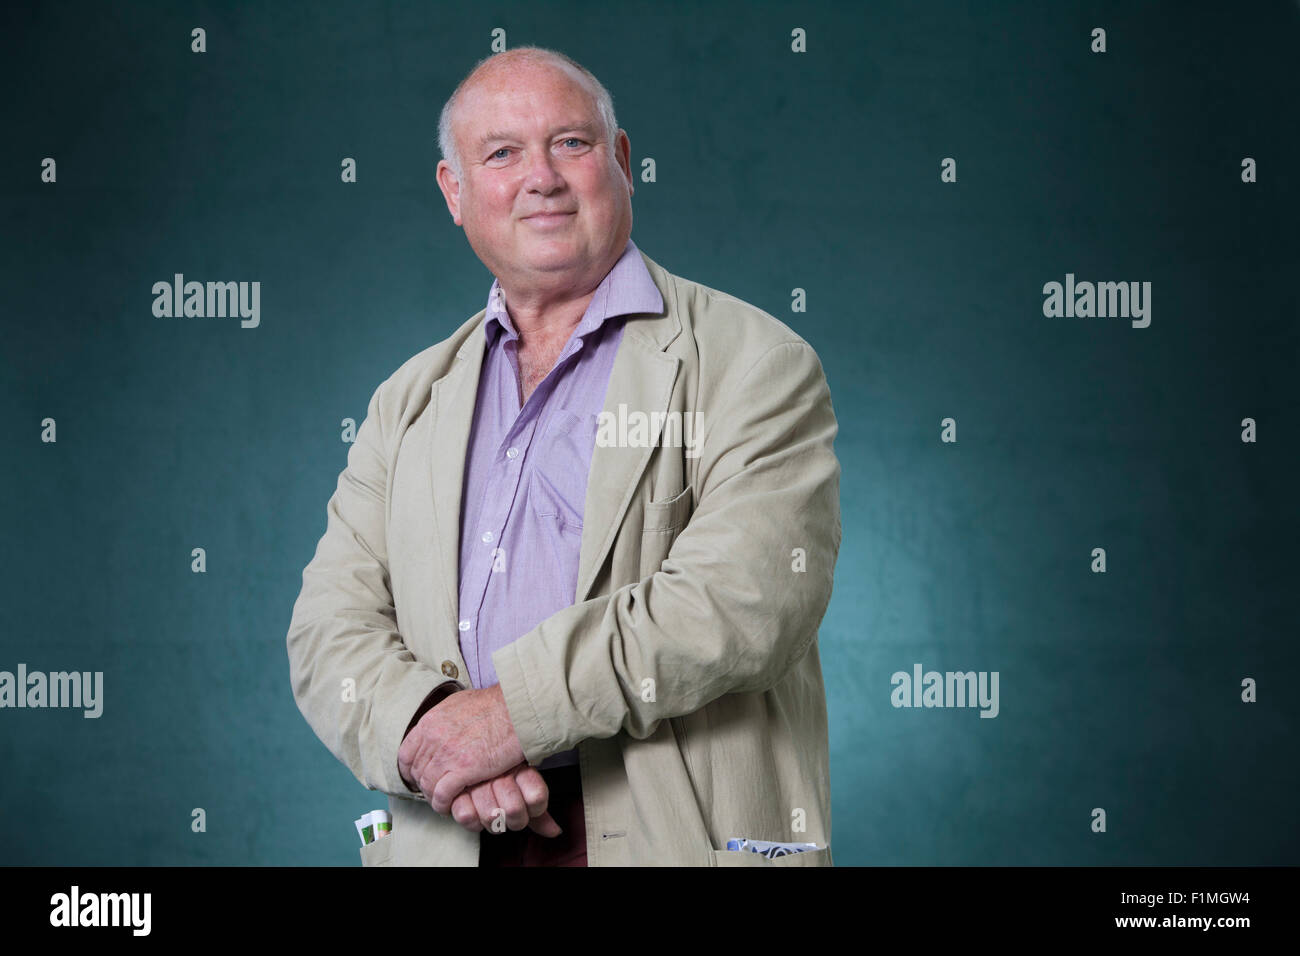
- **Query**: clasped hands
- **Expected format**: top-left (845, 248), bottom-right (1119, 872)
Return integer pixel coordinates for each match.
top-left (397, 683), bottom-right (562, 838)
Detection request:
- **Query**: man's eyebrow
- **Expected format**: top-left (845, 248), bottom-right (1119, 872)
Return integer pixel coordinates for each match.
top-left (475, 123), bottom-right (603, 152)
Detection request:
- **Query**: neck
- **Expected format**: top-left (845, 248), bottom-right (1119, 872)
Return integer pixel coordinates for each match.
top-left (504, 291), bottom-right (594, 344)
top-left (497, 247), bottom-right (620, 342)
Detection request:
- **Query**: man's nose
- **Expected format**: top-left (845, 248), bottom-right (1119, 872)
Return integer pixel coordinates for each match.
top-left (523, 147), bottom-right (565, 191)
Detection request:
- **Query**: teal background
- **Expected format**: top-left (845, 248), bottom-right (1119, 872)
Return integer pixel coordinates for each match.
top-left (1, 0), bottom-right (1296, 865)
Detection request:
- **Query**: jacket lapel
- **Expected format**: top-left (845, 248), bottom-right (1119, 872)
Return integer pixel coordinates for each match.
top-left (575, 253), bottom-right (681, 602)
top-left (573, 336), bottom-right (678, 602)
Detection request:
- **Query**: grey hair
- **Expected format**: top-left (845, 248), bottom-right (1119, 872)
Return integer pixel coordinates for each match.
top-left (437, 46), bottom-right (619, 181)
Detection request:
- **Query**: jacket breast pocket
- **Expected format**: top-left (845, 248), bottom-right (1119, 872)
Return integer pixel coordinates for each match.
top-left (640, 484), bottom-right (694, 579)
top-left (642, 484), bottom-right (694, 533)
top-left (529, 409), bottom-right (599, 537)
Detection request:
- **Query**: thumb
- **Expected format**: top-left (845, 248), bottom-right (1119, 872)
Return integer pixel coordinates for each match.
top-left (527, 811), bottom-right (563, 839)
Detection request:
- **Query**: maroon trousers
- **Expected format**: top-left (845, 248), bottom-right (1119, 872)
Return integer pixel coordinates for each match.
top-left (478, 764), bottom-right (587, 867)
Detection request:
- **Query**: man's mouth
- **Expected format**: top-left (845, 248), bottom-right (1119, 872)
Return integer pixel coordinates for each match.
top-left (523, 211), bottom-right (575, 228)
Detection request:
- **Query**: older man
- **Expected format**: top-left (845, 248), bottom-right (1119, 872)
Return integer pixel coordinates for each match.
top-left (286, 46), bottom-right (841, 867)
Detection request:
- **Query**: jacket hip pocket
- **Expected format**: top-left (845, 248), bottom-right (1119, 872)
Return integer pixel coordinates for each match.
top-left (359, 834), bottom-right (395, 867)
top-left (710, 845), bottom-right (831, 866)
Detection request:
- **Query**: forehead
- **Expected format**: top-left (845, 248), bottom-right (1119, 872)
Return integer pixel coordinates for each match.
top-left (456, 62), bottom-right (600, 138)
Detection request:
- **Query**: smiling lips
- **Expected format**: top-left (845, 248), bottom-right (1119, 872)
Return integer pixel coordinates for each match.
top-left (523, 210), bottom-right (575, 227)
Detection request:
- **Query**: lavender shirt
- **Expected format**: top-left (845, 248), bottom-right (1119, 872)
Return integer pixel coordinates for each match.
top-left (456, 238), bottom-right (664, 769)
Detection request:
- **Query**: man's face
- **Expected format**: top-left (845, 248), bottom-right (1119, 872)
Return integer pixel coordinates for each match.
top-left (436, 62), bottom-right (634, 291)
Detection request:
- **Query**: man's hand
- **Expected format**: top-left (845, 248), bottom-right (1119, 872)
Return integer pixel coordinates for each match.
top-left (397, 683), bottom-right (527, 814)
top-left (450, 762), bottom-right (563, 837)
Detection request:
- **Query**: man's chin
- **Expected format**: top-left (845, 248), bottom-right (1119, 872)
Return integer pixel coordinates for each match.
top-left (519, 240), bottom-right (582, 271)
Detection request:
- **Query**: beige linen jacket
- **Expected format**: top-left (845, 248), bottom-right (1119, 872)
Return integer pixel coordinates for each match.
top-left (286, 248), bottom-right (841, 866)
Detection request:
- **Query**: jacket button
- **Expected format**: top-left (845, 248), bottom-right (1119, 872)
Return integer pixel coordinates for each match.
top-left (440, 661), bottom-right (458, 679)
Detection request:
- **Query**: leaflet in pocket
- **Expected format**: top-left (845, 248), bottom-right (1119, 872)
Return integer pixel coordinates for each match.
top-left (725, 838), bottom-right (820, 859)
top-left (355, 809), bottom-right (391, 846)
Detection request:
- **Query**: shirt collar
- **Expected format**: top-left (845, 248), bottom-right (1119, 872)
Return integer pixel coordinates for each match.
top-left (483, 238), bottom-right (664, 347)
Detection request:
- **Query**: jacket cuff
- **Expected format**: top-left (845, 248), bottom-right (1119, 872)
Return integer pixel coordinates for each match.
top-left (493, 642), bottom-right (554, 767)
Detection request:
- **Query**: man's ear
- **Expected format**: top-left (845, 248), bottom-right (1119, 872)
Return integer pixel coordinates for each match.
top-left (615, 130), bottom-right (634, 197)
top-left (435, 160), bottom-right (463, 225)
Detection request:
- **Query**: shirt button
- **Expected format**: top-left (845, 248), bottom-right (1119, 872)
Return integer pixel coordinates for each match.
top-left (458, 620), bottom-right (470, 632)
top-left (440, 661), bottom-right (459, 679)
top-left (481, 531), bottom-right (494, 544)
top-left (506, 447), bottom-right (519, 460)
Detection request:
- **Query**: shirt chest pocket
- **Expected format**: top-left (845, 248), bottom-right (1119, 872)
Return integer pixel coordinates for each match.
top-left (528, 409), bottom-right (599, 535)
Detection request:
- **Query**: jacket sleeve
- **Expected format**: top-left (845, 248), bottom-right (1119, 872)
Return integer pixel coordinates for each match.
top-left (492, 340), bottom-right (842, 766)
top-left (286, 378), bottom-right (456, 800)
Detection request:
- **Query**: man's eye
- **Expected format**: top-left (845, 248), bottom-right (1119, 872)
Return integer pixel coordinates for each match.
top-left (562, 138), bottom-right (584, 148)
top-left (490, 148), bottom-right (510, 160)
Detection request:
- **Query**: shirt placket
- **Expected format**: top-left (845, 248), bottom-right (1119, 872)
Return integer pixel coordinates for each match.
top-left (457, 314), bottom-right (591, 689)
top-left (459, 410), bottom-right (538, 689)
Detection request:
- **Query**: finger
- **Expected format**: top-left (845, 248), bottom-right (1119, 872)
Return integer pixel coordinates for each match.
top-left (397, 742), bottom-right (413, 784)
top-left (490, 775), bottom-right (530, 831)
top-left (470, 780), bottom-right (504, 834)
top-left (430, 769), bottom-right (472, 816)
top-left (450, 792), bottom-right (482, 832)
top-left (418, 762), bottom-right (446, 812)
top-left (527, 810), bottom-right (563, 839)
top-left (414, 743), bottom-right (449, 811)
top-left (413, 726), bottom-right (458, 809)
top-left (400, 734), bottom-right (431, 795)
top-left (513, 766), bottom-right (550, 814)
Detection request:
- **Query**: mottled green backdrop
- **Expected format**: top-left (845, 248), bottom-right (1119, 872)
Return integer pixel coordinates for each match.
top-left (2, 0), bottom-right (1296, 865)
